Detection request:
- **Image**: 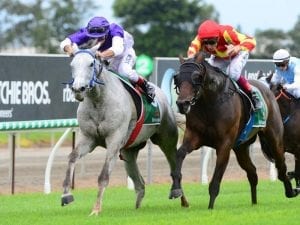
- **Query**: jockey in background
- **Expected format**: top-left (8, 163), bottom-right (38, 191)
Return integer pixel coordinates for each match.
top-left (60, 16), bottom-right (155, 103)
top-left (187, 19), bottom-right (262, 111)
top-left (271, 49), bottom-right (300, 99)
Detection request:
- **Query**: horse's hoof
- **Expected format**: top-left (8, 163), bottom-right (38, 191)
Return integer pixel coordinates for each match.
top-left (61, 194), bottom-right (74, 206)
top-left (286, 189), bottom-right (299, 198)
top-left (169, 189), bottom-right (183, 199)
top-left (135, 190), bottom-right (145, 209)
top-left (181, 195), bottom-right (189, 208)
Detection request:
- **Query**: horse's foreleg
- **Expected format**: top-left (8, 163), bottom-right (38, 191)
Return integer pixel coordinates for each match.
top-left (61, 148), bottom-right (79, 206)
top-left (169, 144), bottom-right (189, 207)
top-left (121, 148), bottom-right (145, 209)
top-left (90, 150), bottom-right (119, 216)
top-left (234, 146), bottom-right (258, 205)
top-left (208, 148), bottom-right (230, 209)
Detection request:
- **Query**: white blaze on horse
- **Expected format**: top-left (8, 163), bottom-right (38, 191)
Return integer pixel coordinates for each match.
top-left (61, 44), bottom-right (179, 215)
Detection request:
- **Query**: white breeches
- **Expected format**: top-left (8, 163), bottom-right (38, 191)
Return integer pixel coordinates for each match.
top-left (109, 48), bottom-right (139, 83)
top-left (208, 51), bottom-right (249, 81)
top-left (287, 89), bottom-right (300, 98)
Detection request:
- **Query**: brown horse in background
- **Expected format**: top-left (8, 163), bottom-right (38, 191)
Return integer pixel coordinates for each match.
top-left (169, 53), bottom-right (298, 209)
top-left (266, 75), bottom-right (300, 188)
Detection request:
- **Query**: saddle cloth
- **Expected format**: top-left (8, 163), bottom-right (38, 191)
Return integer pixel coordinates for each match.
top-left (235, 85), bottom-right (268, 147)
top-left (109, 71), bottom-right (161, 148)
top-left (252, 86), bottom-right (268, 127)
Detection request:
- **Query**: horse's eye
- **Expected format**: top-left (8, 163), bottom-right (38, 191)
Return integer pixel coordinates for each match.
top-left (90, 62), bottom-right (94, 67)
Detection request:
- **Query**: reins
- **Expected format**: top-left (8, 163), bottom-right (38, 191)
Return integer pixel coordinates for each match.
top-left (276, 89), bottom-right (292, 101)
top-left (275, 88), bottom-right (294, 124)
top-left (63, 50), bottom-right (105, 88)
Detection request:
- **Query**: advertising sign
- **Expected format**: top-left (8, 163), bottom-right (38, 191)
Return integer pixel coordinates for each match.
top-left (0, 55), bottom-right (78, 129)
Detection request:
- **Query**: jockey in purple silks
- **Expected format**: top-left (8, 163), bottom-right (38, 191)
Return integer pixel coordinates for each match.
top-left (60, 16), bottom-right (155, 102)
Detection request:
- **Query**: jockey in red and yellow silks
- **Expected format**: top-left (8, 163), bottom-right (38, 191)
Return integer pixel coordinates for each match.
top-left (187, 21), bottom-right (256, 59)
top-left (187, 20), bottom-right (261, 111)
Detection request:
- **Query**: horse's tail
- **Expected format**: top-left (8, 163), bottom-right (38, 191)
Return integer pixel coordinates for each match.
top-left (258, 134), bottom-right (275, 163)
top-left (174, 112), bottom-right (186, 131)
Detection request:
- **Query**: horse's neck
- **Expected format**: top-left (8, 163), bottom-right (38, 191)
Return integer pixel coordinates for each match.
top-left (195, 73), bottom-right (238, 120)
top-left (277, 97), bottom-right (292, 117)
top-left (86, 69), bottom-right (117, 103)
top-left (202, 71), bottom-right (227, 100)
top-left (102, 69), bottom-right (124, 91)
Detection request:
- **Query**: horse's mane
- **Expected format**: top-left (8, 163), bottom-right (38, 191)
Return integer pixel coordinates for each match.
top-left (193, 52), bottom-right (228, 77)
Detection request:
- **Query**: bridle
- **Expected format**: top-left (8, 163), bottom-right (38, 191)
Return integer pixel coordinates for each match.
top-left (174, 61), bottom-right (206, 105)
top-left (63, 49), bottom-right (105, 90)
top-left (175, 60), bottom-right (234, 106)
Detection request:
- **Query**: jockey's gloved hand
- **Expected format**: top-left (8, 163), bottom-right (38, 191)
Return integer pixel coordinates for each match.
top-left (95, 51), bottom-right (110, 66)
top-left (64, 46), bottom-right (74, 57)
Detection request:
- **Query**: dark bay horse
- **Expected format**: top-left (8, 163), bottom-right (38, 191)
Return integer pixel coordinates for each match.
top-left (169, 53), bottom-right (298, 209)
top-left (268, 79), bottom-right (300, 188)
top-left (61, 45), bottom-right (178, 215)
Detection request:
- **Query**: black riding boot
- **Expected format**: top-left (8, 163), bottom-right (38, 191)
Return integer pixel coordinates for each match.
top-left (138, 78), bottom-right (155, 103)
top-left (250, 90), bottom-right (263, 111)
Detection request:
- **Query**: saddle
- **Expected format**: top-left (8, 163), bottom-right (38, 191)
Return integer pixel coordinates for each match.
top-left (231, 80), bottom-right (268, 146)
top-left (109, 72), bottom-right (160, 148)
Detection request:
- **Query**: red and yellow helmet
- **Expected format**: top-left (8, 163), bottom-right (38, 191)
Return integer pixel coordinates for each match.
top-left (197, 20), bottom-right (220, 39)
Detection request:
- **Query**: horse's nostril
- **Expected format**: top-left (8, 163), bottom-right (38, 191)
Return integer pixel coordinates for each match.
top-left (80, 87), bottom-right (85, 92)
top-left (176, 100), bottom-right (189, 106)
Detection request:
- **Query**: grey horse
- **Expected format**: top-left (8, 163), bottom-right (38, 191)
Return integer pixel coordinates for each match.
top-left (61, 44), bottom-right (178, 215)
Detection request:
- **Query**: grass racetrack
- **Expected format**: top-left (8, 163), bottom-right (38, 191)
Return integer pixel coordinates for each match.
top-left (0, 181), bottom-right (299, 225)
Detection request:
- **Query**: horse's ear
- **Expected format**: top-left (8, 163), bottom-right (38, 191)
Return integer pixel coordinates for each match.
top-left (90, 43), bottom-right (101, 54)
top-left (179, 55), bottom-right (185, 64)
top-left (266, 71), bottom-right (274, 83)
top-left (195, 51), bottom-right (205, 63)
top-left (257, 70), bottom-right (264, 80)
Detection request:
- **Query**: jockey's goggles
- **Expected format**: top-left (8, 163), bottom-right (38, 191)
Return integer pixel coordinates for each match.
top-left (87, 26), bottom-right (108, 34)
top-left (275, 61), bottom-right (289, 68)
top-left (202, 39), bottom-right (218, 46)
